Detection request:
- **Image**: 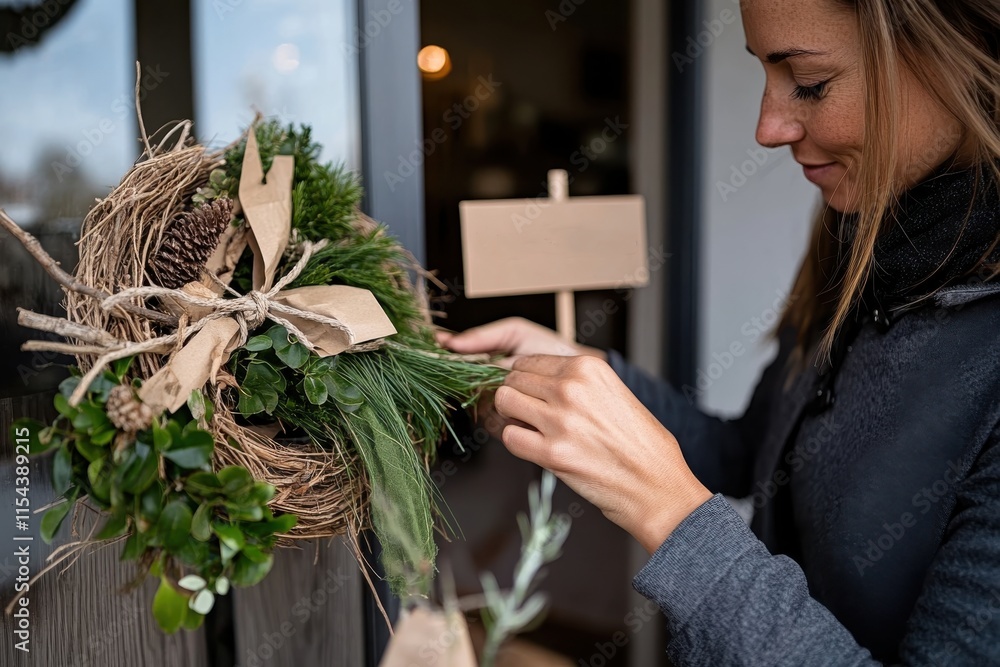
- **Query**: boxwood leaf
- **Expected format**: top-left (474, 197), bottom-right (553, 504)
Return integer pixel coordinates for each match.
top-left (275, 341), bottom-right (309, 369)
top-left (302, 376), bottom-right (328, 405)
top-left (40, 497), bottom-right (73, 543)
top-left (138, 483), bottom-right (164, 527)
top-left (75, 436), bottom-right (104, 463)
top-left (163, 430), bottom-right (214, 469)
top-left (87, 458), bottom-right (112, 502)
top-left (189, 589), bottom-right (215, 615)
top-left (213, 523), bottom-right (245, 551)
top-left (53, 444), bottom-right (73, 495)
top-left (245, 335), bottom-right (273, 352)
top-left (152, 421), bottom-right (172, 452)
top-left (191, 503), bottom-right (213, 542)
top-left (238, 390), bottom-right (266, 417)
top-left (266, 325), bottom-right (292, 351)
top-left (95, 511), bottom-right (128, 540)
top-left (121, 530), bottom-right (148, 561)
top-left (218, 467), bottom-right (253, 497)
top-left (152, 578), bottom-right (188, 634)
top-left (90, 427), bottom-right (116, 446)
top-left (185, 472), bottom-right (223, 497)
top-left (58, 376), bottom-right (81, 400)
top-left (118, 441), bottom-right (158, 494)
top-left (181, 605), bottom-right (205, 630)
top-left (111, 356), bottom-right (135, 380)
top-left (231, 551), bottom-right (274, 587)
top-left (267, 513), bottom-right (299, 535)
top-left (158, 500), bottom-right (193, 551)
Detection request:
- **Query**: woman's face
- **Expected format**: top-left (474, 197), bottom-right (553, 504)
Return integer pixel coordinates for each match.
top-left (742, 0), bottom-right (963, 212)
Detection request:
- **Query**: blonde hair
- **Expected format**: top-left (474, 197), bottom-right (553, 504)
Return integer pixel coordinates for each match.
top-left (780, 0), bottom-right (1000, 364)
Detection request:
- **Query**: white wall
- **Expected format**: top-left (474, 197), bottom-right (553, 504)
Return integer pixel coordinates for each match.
top-left (697, 0), bottom-right (818, 415)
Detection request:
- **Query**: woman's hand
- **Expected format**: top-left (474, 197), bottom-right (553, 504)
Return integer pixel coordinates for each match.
top-left (495, 354), bottom-right (713, 554)
top-left (435, 317), bottom-right (607, 369)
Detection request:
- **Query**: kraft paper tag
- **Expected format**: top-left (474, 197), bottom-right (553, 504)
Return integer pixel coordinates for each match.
top-left (378, 607), bottom-right (478, 667)
top-left (274, 285), bottom-right (397, 356)
top-left (239, 131), bottom-right (294, 293)
top-left (139, 318), bottom-right (241, 413)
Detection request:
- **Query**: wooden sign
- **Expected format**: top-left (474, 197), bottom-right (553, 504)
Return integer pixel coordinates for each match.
top-left (459, 170), bottom-right (648, 341)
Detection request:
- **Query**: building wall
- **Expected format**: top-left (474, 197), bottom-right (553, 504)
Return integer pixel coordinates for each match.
top-left (698, 0), bottom-right (817, 415)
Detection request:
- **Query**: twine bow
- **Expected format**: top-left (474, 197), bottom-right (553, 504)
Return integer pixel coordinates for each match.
top-left (102, 238), bottom-right (357, 354)
top-left (133, 130), bottom-right (396, 414)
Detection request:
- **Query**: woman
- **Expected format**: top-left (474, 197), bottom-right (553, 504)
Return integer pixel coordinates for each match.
top-left (438, 0), bottom-right (1000, 664)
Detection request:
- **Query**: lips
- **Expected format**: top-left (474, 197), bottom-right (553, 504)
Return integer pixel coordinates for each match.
top-left (800, 162), bottom-right (838, 185)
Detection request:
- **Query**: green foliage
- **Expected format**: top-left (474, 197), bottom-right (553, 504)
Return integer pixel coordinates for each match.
top-left (27, 360), bottom-right (297, 633)
top-left (215, 118), bottom-right (506, 599)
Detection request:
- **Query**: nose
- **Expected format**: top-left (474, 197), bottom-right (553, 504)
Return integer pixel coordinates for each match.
top-left (755, 84), bottom-right (805, 149)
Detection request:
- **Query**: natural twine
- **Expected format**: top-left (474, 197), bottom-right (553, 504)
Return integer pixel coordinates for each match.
top-left (102, 237), bottom-right (365, 354)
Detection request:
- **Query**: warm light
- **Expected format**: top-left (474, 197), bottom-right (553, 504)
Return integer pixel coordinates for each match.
top-left (417, 45), bottom-right (451, 79)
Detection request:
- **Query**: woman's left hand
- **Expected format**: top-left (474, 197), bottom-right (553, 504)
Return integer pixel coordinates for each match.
top-left (494, 354), bottom-right (713, 554)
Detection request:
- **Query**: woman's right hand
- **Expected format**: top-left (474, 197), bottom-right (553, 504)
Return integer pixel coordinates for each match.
top-left (435, 317), bottom-right (607, 368)
top-left (435, 317), bottom-right (607, 440)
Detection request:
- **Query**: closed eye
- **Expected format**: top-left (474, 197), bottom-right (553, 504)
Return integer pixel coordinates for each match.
top-left (792, 81), bottom-right (828, 101)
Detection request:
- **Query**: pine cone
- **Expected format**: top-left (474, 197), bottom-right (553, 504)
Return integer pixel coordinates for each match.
top-left (150, 197), bottom-right (234, 289)
top-left (106, 385), bottom-right (154, 433)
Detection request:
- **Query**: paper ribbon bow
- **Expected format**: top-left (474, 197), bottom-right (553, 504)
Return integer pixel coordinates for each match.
top-left (135, 131), bottom-right (397, 414)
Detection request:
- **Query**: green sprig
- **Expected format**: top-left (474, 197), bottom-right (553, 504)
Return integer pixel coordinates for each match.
top-left (11, 359), bottom-right (298, 634)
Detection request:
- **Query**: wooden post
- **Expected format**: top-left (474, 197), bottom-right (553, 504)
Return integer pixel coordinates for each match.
top-left (548, 170), bottom-right (577, 342)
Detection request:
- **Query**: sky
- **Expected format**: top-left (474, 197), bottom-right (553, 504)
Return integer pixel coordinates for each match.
top-left (0, 0), bottom-right (361, 193)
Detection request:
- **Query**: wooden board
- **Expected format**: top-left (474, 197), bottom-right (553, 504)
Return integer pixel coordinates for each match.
top-left (459, 195), bottom-right (648, 298)
top-left (232, 538), bottom-right (364, 667)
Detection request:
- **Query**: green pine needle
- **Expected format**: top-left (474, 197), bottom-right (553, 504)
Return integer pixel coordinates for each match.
top-left (224, 120), bottom-right (507, 597)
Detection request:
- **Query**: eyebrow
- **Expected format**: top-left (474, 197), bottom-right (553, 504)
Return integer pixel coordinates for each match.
top-left (745, 45), bottom-right (828, 63)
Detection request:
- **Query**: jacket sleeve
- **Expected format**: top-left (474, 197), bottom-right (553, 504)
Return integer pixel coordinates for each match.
top-left (606, 339), bottom-right (789, 498)
top-left (631, 427), bottom-right (1000, 666)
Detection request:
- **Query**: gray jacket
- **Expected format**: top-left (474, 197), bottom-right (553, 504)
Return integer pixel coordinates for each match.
top-left (607, 281), bottom-right (1000, 665)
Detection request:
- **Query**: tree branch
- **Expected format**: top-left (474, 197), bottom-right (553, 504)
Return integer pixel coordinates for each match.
top-left (0, 209), bottom-right (178, 327)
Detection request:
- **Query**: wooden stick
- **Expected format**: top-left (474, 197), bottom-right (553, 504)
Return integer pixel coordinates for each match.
top-left (135, 61), bottom-right (153, 157)
top-left (69, 336), bottom-right (176, 406)
top-left (17, 309), bottom-right (122, 346)
top-left (556, 290), bottom-right (576, 343)
top-left (22, 341), bottom-right (120, 356)
top-left (547, 170), bottom-right (576, 343)
top-left (0, 209), bottom-right (177, 327)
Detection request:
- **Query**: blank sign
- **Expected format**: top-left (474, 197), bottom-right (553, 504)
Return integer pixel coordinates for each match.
top-left (459, 195), bottom-right (648, 298)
